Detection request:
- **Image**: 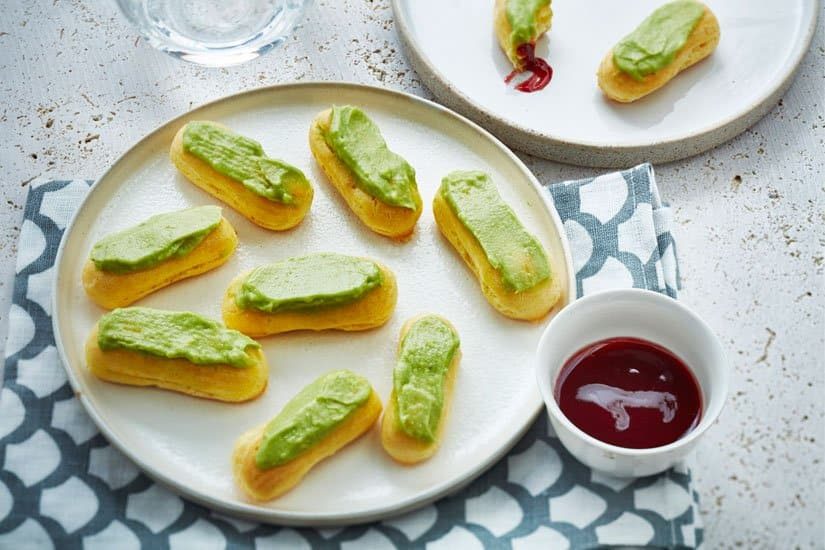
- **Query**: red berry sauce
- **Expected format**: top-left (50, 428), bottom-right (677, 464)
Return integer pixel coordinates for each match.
top-left (504, 42), bottom-right (553, 93)
top-left (555, 337), bottom-right (702, 449)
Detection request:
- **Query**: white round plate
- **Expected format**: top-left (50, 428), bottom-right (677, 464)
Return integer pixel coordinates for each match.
top-left (53, 83), bottom-right (574, 526)
top-left (393, 0), bottom-right (818, 167)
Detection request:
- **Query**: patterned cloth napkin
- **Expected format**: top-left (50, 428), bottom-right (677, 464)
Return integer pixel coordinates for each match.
top-left (0, 163), bottom-right (702, 549)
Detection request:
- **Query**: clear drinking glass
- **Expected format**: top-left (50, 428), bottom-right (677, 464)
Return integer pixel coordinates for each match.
top-left (115, 0), bottom-right (312, 67)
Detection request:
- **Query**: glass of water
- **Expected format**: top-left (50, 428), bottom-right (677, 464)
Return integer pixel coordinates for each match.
top-left (115, 0), bottom-right (312, 67)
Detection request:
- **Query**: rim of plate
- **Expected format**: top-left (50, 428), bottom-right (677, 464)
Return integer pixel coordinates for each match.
top-left (391, 0), bottom-right (819, 158)
top-left (51, 81), bottom-right (576, 526)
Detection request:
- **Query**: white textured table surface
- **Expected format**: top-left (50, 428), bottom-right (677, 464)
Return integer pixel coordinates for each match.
top-left (0, 1), bottom-right (822, 547)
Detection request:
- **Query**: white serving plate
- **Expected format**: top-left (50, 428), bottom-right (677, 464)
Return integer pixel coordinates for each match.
top-left (392, 0), bottom-right (818, 167)
top-left (52, 83), bottom-right (574, 526)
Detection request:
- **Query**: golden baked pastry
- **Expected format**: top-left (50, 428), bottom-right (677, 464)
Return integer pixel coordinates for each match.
top-left (381, 315), bottom-right (461, 464)
top-left (308, 106), bottom-right (422, 239)
top-left (433, 171), bottom-right (561, 321)
top-left (82, 206), bottom-right (237, 310)
top-left (233, 370), bottom-right (382, 501)
top-left (598, 1), bottom-right (720, 103)
top-left (86, 307), bottom-right (267, 402)
top-left (222, 253), bottom-right (397, 337)
top-left (170, 121), bottom-right (313, 230)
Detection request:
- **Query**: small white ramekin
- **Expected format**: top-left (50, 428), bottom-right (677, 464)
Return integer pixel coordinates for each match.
top-left (535, 289), bottom-right (728, 477)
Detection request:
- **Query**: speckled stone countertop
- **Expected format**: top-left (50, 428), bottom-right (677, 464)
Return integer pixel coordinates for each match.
top-left (0, 1), bottom-right (822, 546)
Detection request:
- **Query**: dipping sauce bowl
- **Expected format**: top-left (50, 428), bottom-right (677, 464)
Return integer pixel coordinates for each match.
top-left (535, 289), bottom-right (728, 477)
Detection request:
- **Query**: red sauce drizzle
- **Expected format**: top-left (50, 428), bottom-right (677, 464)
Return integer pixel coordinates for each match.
top-left (504, 42), bottom-right (553, 93)
top-left (554, 337), bottom-right (702, 449)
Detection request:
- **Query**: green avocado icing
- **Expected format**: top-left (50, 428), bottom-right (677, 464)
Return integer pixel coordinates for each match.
top-left (613, 0), bottom-right (705, 81)
top-left (97, 307), bottom-right (259, 368)
top-left (506, 0), bottom-right (551, 49)
top-left (255, 370), bottom-right (372, 469)
top-left (182, 121), bottom-right (309, 204)
top-left (323, 105), bottom-right (418, 210)
top-left (440, 171), bottom-right (550, 292)
top-left (90, 205), bottom-right (222, 274)
top-left (393, 316), bottom-right (460, 442)
top-left (236, 253), bottom-right (383, 313)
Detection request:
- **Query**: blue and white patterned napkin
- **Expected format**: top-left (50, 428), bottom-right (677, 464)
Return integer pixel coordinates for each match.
top-left (0, 164), bottom-right (702, 549)
top-left (548, 163), bottom-right (680, 299)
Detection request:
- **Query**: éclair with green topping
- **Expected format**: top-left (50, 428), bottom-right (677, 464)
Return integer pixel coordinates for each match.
top-left (506, 0), bottom-right (552, 52)
top-left (236, 253), bottom-right (383, 313)
top-left (232, 369), bottom-right (382, 501)
top-left (82, 207), bottom-right (238, 310)
top-left (222, 253), bottom-right (398, 337)
top-left (86, 307), bottom-right (268, 402)
top-left (323, 105), bottom-right (418, 210)
top-left (98, 307), bottom-right (259, 368)
top-left (381, 315), bottom-right (461, 464)
top-left (433, 170), bottom-right (562, 320)
top-left (393, 316), bottom-right (460, 442)
top-left (90, 205), bottom-right (222, 274)
top-left (613, 0), bottom-right (706, 81)
top-left (440, 170), bottom-right (549, 292)
top-left (597, 1), bottom-right (719, 103)
top-left (255, 370), bottom-right (373, 468)
top-left (309, 106), bottom-right (422, 239)
top-left (171, 121), bottom-right (313, 231)
top-left (495, 0), bottom-right (553, 70)
top-left (183, 122), bottom-right (309, 205)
